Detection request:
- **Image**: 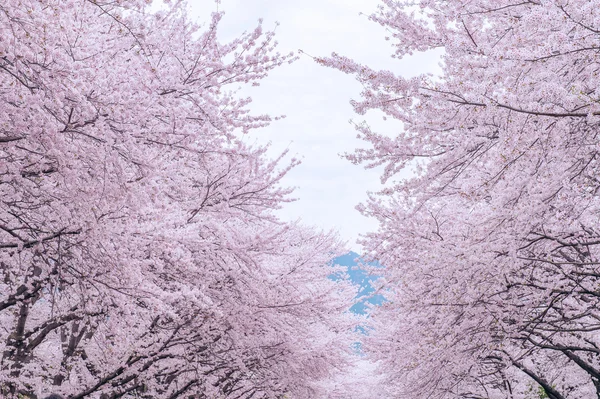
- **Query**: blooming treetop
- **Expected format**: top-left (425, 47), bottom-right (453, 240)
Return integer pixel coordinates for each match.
top-left (321, 0), bottom-right (600, 398)
top-left (0, 1), bottom-right (355, 397)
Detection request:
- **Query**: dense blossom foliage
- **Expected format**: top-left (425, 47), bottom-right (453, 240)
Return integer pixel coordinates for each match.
top-left (322, 0), bottom-right (600, 398)
top-left (0, 1), bottom-right (355, 397)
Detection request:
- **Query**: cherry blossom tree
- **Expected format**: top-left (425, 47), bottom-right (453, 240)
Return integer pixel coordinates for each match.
top-left (321, 0), bottom-right (600, 398)
top-left (0, 0), bottom-right (354, 397)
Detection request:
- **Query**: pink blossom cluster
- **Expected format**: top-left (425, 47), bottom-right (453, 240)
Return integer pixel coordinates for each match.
top-left (321, 0), bottom-right (600, 397)
top-left (0, 1), bottom-right (356, 398)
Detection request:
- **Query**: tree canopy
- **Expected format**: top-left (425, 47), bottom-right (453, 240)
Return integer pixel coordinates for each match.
top-left (320, 0), bottom-right (600, 397)
top-left (0, 1), bottom-right (354, 397)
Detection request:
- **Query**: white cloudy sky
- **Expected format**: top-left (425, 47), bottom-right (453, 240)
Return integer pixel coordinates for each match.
top-left (188, 0), bottom-right (441, 251)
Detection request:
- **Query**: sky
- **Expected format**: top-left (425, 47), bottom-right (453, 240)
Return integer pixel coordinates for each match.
top-left (188, 0), bottom-right (441, 251)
